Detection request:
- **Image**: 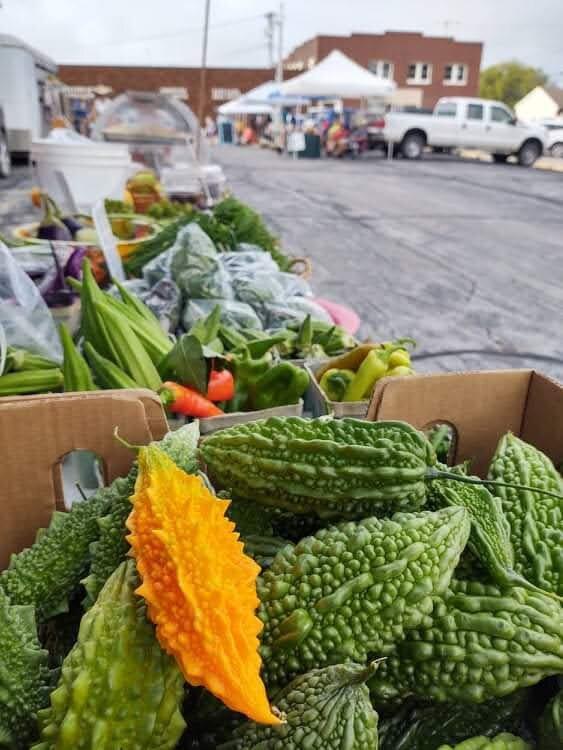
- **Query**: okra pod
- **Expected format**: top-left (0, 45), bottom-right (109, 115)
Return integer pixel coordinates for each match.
top-left (59, 324), bottom-right (96, 392)
top-left (92, 301), bottom-right (162, 391)
top-left (5, 347), bottom-right (58, 372)
top-left (84, 342), bottom-right (138, 390)
top-left (0, 368), bottom-right (64, 396)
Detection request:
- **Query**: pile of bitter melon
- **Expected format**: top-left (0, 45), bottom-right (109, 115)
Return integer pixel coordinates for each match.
top-left (0, 417), bottom-right (561, 749)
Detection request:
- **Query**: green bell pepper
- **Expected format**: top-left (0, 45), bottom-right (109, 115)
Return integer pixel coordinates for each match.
top-left (252, 363), bottom-right (310, 410)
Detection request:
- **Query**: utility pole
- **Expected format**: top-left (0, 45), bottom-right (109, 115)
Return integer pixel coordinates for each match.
top-left (275, 1), bottom-right (284, 83)
top-left (265, 12), bottom-right (275, 69)
top-left (197, 0), bottom-right (211, 159)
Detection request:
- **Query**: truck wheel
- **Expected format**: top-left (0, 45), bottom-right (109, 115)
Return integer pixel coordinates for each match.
top-left (517, 140), bottom-right (542, 167)
top-left (401, 133), bottom-right (425, 160)
top-left (492, 153), bottom-right (508, 164)
top-left (0, 135), bottom-right (11, 178)
top-left (550, 142), bottom-right (563, 159)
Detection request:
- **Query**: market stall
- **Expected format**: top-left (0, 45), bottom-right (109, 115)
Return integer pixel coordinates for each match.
top-left (0, 131), bottom-right (561, 750)
top-left (280, 49), bottom-right (396, 99)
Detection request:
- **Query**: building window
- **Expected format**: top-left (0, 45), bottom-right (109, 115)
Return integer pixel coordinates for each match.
top-left (435, 101), bottom-right (457, 117)
top-left (307, 56), bottom-right (316, 69)
top-left (368, 60), bottom-right (394, 79)
top-left (211, 87), bottom-right (241, 101)
top-left (407, 62), bottom-right (432, 84)
top-left (285, 60), bottom-right (305, 71)
top-left (444, 63), bottom-right (468, 85)
top-left (467, 103), bottom-right (484, 120)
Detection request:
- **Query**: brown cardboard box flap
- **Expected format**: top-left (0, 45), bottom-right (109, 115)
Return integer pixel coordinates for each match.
top-left (367, 370), bottom-right (563, 476)
top-left (0, 390), bottom-right (168, 568)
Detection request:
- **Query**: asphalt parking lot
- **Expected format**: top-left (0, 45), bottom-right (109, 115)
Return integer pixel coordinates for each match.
top-left (1, 149), bottom-right (562, 379)
top-left (213, 146), bottom-right (563, 380)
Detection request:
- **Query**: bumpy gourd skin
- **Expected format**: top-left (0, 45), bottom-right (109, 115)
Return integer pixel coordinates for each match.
top-left (538, 687), bottom-right (562, 750)
top-left (32, 561), bottom-right (185, 750)
top-left (378, 690), bottom-right (533, 750)
top-left (437, 732), bottom-right (532, 750)
top-left (0, 482), bottom-right (122, 622)
top-left (368, 579), bottom-right (563, 704)
top-left (488, 434), bottom-right (563, 595)
top-left (83, 423), bottom-right (200, 608)
top-left (218, 662), bottom-right (379, 750)
top-left (0, 588), bottom-right (52, 748)
top-left (201, 417), bottom-right (436, 519)
top-left (259, 506), bottom-right (470, 688)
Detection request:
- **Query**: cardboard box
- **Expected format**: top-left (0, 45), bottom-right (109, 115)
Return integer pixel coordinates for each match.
top-left (174, 399), bottom-right (304, 436)
top-left (367, 370), bottom-right (563, 476)
top-left (306, 346), bottom-right (380, 418)
top-left (0, 389), bottom-right (168, 569)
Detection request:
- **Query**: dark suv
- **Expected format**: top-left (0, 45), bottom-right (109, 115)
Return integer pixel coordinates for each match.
top-left (0, 106), bottom-right (11, 178)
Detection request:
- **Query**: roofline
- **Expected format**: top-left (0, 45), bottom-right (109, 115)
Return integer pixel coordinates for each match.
top-left (58, 63), bottom-right (274, 73)
top-left (0, 34), bottom-right (57, 72)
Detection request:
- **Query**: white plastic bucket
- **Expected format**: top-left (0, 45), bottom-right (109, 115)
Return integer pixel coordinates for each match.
top-left (31, 140), bottom-right (134, 212)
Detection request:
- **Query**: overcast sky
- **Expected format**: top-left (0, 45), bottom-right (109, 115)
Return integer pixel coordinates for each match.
top-left (2, 0), bottom-right (562, 81)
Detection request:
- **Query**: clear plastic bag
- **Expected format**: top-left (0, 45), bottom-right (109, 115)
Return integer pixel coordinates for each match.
top-left (261, 296), bottom-right (333, 329)
top-left (0, 244), bottom-right (63, 362)
top-left (142, 222), bottom-right (219, 287)
top-left (232, 272), bottom-right (285, 307)
top-left (275, 271), bottom-right (313, 298)
top-left (182, 299), bottom-right (263, 332)
top-left (111, 278), bottom-right (181, 333)
top-left (221, 246), bottom-right (278, 275)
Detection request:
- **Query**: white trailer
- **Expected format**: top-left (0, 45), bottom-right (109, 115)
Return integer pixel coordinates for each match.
top-left (0, 34), bottom-right (57, 159)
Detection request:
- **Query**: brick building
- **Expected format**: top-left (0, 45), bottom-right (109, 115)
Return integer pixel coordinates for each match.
top-left (58, 64), bottom-right (274, 119)
top-left (284, 32), bottom-right (483, 108)
top-left (59, 30), bottom-right (483, 118)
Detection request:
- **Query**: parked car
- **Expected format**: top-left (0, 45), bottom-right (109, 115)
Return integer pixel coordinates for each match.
top-left (383, 97), bottom-right (547, 167)
top-left (0, 106), bottom-right (10, 178)
top-left (541, 119), bottom-right (563, 159)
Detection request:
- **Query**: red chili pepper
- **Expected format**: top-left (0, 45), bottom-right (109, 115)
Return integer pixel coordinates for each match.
top-left (207, 369), bottom-right (235, 402)
top-left (159, 381), bottom-right (224, 418)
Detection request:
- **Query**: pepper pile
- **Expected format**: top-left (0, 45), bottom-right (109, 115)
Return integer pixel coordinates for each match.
top-left (318, 339), bottom-right (416, 402)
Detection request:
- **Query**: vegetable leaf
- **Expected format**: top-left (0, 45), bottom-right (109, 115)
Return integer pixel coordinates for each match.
top-left (160, 334), bottom-right (208, 393)
top-left (189, 304), bottom-right (222, 346)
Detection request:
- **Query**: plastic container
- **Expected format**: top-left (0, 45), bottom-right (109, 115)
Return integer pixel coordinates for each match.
top-left (201, 164), bottom-right (228, 200)
top-left (31, 140), bottom-right (134, 212)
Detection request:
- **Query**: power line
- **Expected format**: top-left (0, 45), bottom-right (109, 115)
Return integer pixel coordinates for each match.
top-left (87, 13), bottom-right (265, 49)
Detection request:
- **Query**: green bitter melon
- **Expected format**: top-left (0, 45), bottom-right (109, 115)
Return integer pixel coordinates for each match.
top-left (83, 422), bottom-right (200, 607)
top-left (258, 505), bottom-right (470, 688)
top-left (32, 560), bottom-right (185, 750)
top-left (201, 417), bottom-right (437, 518)
top-left (378, 690), bottom-right (534, 750)
top-left (428, 479), bottom-right (552, 597)
top-left (437, 733), bottom-right (532, 750)
top-left (0, 480), bottom-right (124, 622)
top-left (488, 433), bottom-right (563, 595)
top-left (368, 578), bottom-right (563, 705)
top-left (538, 686), bottom-right (562, 750)
top-left (219, 662), bottom-right (379, 750)
top-left (0, 587), bottom-right (52, 748)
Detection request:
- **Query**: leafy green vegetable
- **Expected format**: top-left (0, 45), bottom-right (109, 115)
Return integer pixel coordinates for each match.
top-left (159, 334), bottom-right (208, 394)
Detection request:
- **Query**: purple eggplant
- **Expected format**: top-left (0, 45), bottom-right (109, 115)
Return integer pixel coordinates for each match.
top-left (60, 214), bottom-right (84, 238)
top-left (63, 246), bottom-right (87, 280)
top-left (37, 195), bottom-right (72, 242)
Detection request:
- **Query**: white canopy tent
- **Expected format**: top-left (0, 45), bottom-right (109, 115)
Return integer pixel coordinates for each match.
top-left (217, 98), bottom-right (273, 116)
top-left (242, 80), bottom-right (310, 107)
top-left (281, 50), bottom-right (396, 98)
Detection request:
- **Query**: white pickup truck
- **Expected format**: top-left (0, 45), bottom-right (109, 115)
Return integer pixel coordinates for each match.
top-left (383, 97), bottom-right (547, 166)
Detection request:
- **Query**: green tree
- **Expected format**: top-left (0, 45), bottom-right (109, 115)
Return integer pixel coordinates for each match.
top-left (479, 60), bottom-right (548, 109)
